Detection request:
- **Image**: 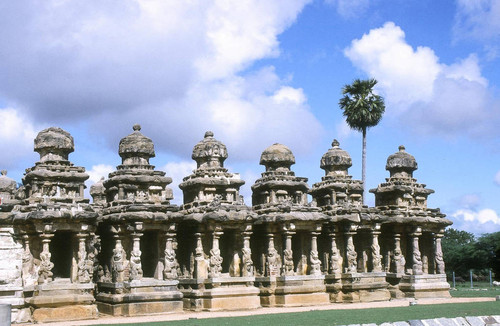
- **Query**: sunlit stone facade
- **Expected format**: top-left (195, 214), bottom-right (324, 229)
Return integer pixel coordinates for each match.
top-left (0, 126), bottom-right (451, 323)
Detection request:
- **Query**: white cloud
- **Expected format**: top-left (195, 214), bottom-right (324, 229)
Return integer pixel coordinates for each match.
top-left (458, 193), bottom-right (481, 209)
top-left (345, 22), bottom-right (441, 108)
top-left (452, 208), bottom-right (500, 225)
top-left (344, 22), bottom-right (500, 138)
top-left (86, 164), bottom-right (114, 184)
top-left (494, 171), bottom-right (500, 186)
top-left (0, 108), bottom-right (38, 168)
top-left (335, 120), bottom-right (355, 140)
top-left (0, 0), bottom-right (321, 166)
top-left (325, 0), bottom-right (369, 18)
top-left (161, 161), bottom-right (197, 205)
top-left (454, 0), bottom-right (500, 42)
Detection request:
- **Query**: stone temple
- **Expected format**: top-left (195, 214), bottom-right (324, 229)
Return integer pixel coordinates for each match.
top-left (0, 126), bottom-right (452, 323)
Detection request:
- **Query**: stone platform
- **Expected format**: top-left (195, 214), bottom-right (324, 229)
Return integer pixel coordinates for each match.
top-left (256, 275), bottom-right (330, 307)
top-left (96, 279), bottom-right (183, 316)
top-left (341, 272), bottom-right (390, 303)
top-left (399, 274), bottom-right (451, 299)
top-left (179, 277), bottom-right (260, 311)
top-left (25, 281), bottom-right (97, 323)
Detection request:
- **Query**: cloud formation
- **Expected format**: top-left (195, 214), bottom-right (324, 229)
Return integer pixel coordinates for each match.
top-left (0, 0), bottom-right (321, 169)
top-left (344, 22), bottom-right (500, 138)
top-left (325, 0), bottom-right (369, 18)
top-left (0, 108), bottom-right (38, 168)
top-left (454, 0), bottom-right (500, 43)
top-left (495, 171), bottom-right (500, 186)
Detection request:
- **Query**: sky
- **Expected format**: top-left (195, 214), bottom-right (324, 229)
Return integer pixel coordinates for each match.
top-left (1, 0), bottom-right (499, 235)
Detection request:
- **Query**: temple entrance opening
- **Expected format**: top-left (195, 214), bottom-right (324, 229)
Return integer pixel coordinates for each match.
top-left (50, 231), bottom-right (73, 279)
top-left (141, 230), bottom-right (159, 278)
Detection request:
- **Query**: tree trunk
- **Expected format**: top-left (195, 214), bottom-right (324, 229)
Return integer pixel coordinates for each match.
top-left (362, 127), bottom-right (367, 204)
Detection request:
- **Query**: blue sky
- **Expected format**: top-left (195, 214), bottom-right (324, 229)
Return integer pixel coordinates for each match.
top-left (1, 0), bottom-right (499, 234)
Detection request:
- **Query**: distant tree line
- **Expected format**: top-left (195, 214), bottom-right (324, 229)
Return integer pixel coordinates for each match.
top-left (442, 228), bottom-right (500, 281)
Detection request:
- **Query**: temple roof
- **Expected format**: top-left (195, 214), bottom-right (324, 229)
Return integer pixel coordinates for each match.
top-left (386, 145), bottom-right (418, 177)
top-left (259, 143), bottom-right (295, 172)
top-left (34, 127), bottom-right (74, 162)
top-left (0, 170), bottom-right (17, 194)
top-left (320, 139), bottom-right (352, 176)
top-left (191, 131), bottom-right (228, 169)
top-left (118, 124), bottom-right (155, 162)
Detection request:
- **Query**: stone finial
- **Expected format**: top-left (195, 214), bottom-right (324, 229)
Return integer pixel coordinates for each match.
top-left (0, 169), bottom-right (17, 195)
top-left (259, 143), bottom-right (295, 172)
top-left (386, 145), bottom-right (418, 178)
top-left (191, 131), bottom-right (228, 169)
top-left (320, 139), bottom-right (352, 177)
top-left (118, 124), bottom-right (155, 165)
top-left (90, 177), bottom-right (106, 205)
top-left (34, 127), bottom-right (75, 162)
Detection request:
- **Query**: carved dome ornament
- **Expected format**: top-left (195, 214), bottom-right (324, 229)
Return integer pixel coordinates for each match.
top-left (259, 143), bottom-right (295, 172)
top-left (118, 124), bottom-right (155, 165)
top-left (191, 131), bottom-right (228, 169)
top-left (386, 145), bottom-right (418, 178)
top-left (0, 170), bottom-right (17, 195)
top-left (34, 127), bottom-right (75, 162)
top-left (320, 139), bottom-right (352, 176)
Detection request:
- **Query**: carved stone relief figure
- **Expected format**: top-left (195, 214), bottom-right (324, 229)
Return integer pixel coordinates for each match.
top-left (38, 236), bottom-right (54, 284)
top-left (163, 235), bottom-right (179, 280)
top-left (282, 248), bottom-right (294, 276)
top-left (111, 239), bottom-right (128, 282)
top-left (309, 250), bottom-right (322, 276)
top-left (346, 234), bottom-right (357, 273)
top-left (229, 251), bottom-right (241, 277)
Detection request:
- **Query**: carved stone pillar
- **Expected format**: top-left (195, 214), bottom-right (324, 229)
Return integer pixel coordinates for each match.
top-left (76, 233), bottom-right (91, 283)
top-left (241, 224), bottom-right (254, 277)
top-left (194, 232), bottom-right (208, 279)
top-left (129, 223), bottom-right (143, 281)
top-left (328, 227), bottom-right (342, 275)
top-left (282, 224), bottom-right (295, 276)
top-left (411, 227), bottom-right (423, 275)
top-left (345, 226), bottom-right (357, 273)
top-left (391, 232), bottom-right (406, 274)
top-left (164, 224), bottom-right (179, 280)
top-left (209, 226), bottom-right (223, 278)
top-left (371, 225), bottom-right (382, 272)
top-left (112, 234), bottom-right (128, 283)
top-left (309, 229), bottom-right (322, 276)
top-left (434, 231), bottom-right (445, 274)
top-left (266, 232), bottom-right (281, 277)
top-left (21, 234), bottom-right (36, 286)
top-left (38, 231), bottom-right (54, 284)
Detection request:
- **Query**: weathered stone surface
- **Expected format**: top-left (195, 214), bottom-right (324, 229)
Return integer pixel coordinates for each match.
top-left (34, 127), bottom-right (74, 162)
top-left (465, 316), bottom-right (486, 326)
top-left (408, 320), bottom-right (425, 326)
top-left (0, 126), bottom-right (454, 323)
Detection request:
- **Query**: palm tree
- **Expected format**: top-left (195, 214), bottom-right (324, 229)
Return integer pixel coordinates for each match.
top-left (339, 78), bottom-right (385, 203)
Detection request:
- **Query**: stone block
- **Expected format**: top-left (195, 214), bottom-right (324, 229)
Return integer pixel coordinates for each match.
top-left (465, 316), bottom-right (485, 326)
top-left (274, 292), bottom-right (330, 307)
top-left (421, 319), bottom-right (441, 326)
top-left (408, 320), bottom-right (424, 326)
top-left (32, 304), bottom-right (98, 323)
top-left (393, 322), bottom-right (409, 326)
top-left (481, 316), bottom-right (499, 325)
top-left (451, 317), bottom-right (470, 326)
top-left (97, 300), bottom-right (183, 316)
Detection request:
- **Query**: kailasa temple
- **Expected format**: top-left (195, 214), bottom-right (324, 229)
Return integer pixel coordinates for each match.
top-left (0, 125), bottom-right (452, 323)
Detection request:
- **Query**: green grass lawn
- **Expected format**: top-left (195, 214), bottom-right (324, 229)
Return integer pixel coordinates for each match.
top-left (100, 301), bottom-right (500, 326)
top-left (450, 281), bottom-right (500, 297)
